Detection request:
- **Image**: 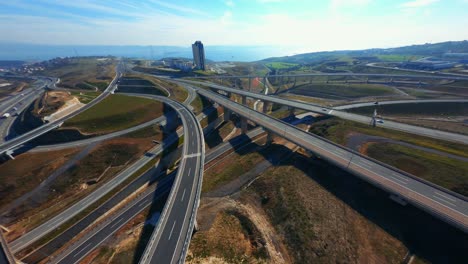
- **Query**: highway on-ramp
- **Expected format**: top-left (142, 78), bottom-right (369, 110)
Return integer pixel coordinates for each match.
top-left (195, 87), bottom-right (468, 233)
top-left (0, 63), bottom-right (123, 156)
top-left (180, 80), bottom-right (468, 145)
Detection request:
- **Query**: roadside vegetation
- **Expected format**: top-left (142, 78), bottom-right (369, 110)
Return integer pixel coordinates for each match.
top-left (69, 90), bottom-right (101, 104)
top-left (308, 118), bottom-right (468, 195)
top-left (367, 143), bottom-right (468, 196)
top-left (63, 94), bottom-right (164, 134)
top-left (39, 57), bottom-right (116, 90)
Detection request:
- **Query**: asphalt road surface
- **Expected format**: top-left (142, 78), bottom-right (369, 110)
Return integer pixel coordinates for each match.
top-left (49, 126), bottom-right (264, 264)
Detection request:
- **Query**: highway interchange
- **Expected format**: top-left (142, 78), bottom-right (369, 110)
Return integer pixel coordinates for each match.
top-left (0, 68), bottom-right (467, 263)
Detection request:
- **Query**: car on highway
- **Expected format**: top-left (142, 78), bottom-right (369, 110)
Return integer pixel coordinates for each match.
top-left (376, 119), bottom-right (384, 123)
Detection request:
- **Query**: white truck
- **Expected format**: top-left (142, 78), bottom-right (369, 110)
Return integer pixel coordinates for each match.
top-left (2, 113), bottom-right (11, 118)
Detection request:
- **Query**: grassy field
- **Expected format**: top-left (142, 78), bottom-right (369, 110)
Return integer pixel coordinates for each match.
top-left (40, 57), bottom-right (116, 90)
top-left (289, 83), bottom-right (397, 99)
top-left (128, 74), bottom-right (188, 103)
top-left (308, 118), bottom-right (468, 195)
top-left (308, 118), bottom-right (468, 158)
top-left (63, 94), bottom-right (163, 134)
top-left (265, 62), bottom-right (299, 70)
top-left (69, 91), bottom-right (101, 104)
top-left (366, 143), bottom-right (468, 196)
top-left (376, 55), bottom-right (423, 62)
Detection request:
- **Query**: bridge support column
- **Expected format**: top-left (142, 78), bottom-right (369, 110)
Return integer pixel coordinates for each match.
top-left (293, 76), bottom-right (297, 87)
top-left (309, 77), bottom-right (313, 84)
top-left (262, 101), bottom-right (269, 114)
top-left (289, 107), bottom-right (295, 117)
top-left (248, 77), bottom-right (252, 91)
top-left (266, 131), bottom-right (274, 145)
top-left (241, 95), bottom-right (247, 105)
top-left (241, 117), bottom-right (248, 134)
top-left (223, 108), bottom-right (231, 122)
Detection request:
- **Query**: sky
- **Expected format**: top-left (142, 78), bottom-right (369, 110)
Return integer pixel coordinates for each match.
top-left (1, 0), bottom-right (468, 54)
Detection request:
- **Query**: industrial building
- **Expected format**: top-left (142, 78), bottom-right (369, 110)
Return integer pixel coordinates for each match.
top-left (192, 41), bottom-right (206, 71)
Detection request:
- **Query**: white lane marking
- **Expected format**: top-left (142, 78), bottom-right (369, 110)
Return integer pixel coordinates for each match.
top-left (181, 188), bottom-right (187, 202)
top-left (391, 173), bottom-right (409, 182)
top-left (389, 176), bottom-right (408, 185)
top-left (432, 195), bottom-right (457, 207)
top-left (168, 221), bottom-right (177, 240)
top-left (188, 168), bottom-right (192, 176)
top-left (434, 191), bottom-right (457, 202)
top-left (138, 201), bottom-right (146, 208)
top-left (185, 153), bottom-right (201, 158)
top-left (110, 218), bottom-right (124, 229)
top-left (73, 243), bottom-right (92, 258)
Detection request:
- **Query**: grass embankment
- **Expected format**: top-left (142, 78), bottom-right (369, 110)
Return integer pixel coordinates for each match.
top-left (188, 211), bottom-right (268, 263)
top-left (367, 143), bottom-right (468, 196)
top-left (70, 91), bottom-right (101, 104)
top-left (117, 75), bottom-right (168, 96)
top-left (128, 74), bottom-right (188, 103)
top-left (0, 148), bottom-right (81, 210)
top-left (40, 57), bottom-right (116, 90)
top-left (290, 83), bottom-right (397, 99)
top-left (265, 62), bottom-right (299, 70)
top-left (308, 118), bottom-right (468, 195)
top-left (10, 126), bottom-right (164, 253)
top-left (63, 94), bottom-right (163, 134)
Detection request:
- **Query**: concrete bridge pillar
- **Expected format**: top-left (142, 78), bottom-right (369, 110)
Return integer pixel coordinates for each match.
top-left (241, 117), bottom-right (248, 133)
top-left (262, 101), bottom-right (269, 114)
top-left (223, 107), bottom-right (231, 122)
top-left (309, 77), bottom-right (313, 84)
top-left (293, 76), bottom-right (297, 87)
top-left (241, 95), bottom-right (247, 105)
top-left (289, 107), bottom-right (295, 117)
top-left (266, 131), bottom-right (274, 145)
top-left (248, 77), bottom-right (252, 91)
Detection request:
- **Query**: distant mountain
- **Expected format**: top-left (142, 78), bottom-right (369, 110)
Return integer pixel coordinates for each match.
top-left (0, 43), bottom-right (290, 62)
top-left (262, 40), bottom-right (468, 64)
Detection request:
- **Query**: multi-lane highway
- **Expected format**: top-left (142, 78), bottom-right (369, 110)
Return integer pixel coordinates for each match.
top-left (180, 80), bottom-right (468, 145)
top-left (49, 122), bottom-right (266, 264)
top-left (132, 94), bottom-right (205, 264)
top-left (185, 72), bottom-right (468, 81)
top-left (0, 63), bottom-right (123, 156)
top-left (334, 98), bottom-right (468, 110)
top-left (194, 87), bottom-right (468, 233)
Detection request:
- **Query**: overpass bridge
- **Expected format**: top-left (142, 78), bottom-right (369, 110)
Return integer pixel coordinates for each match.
top-left (179, 80), bottom-right (468, 145)
top-left (186, 84), bottom-right (468, 233)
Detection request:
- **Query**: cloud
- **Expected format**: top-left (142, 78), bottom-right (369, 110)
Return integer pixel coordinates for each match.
top-left (330, 0), bottom-right (372, 9)
top-left (400, 0), bottom-right (439, 8)
top-left (225, 0), bottom-right (235, 7)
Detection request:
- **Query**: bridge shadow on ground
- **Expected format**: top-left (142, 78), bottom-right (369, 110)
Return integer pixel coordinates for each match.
top-left (206, 119), bottom-right (468, 263)
top-left (199, 112), bottom-right (467, 263)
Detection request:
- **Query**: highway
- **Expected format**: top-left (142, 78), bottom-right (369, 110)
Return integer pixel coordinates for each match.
top-left (185, 72), bottom-right (468, 81)
top-left (195, 87), bottom-right (468, 233)
top-left (0, 63), bottom-right (123, 156)
top-left (49, 125), bottom-right (266, 264)
top-left (131, 94), bottom-right (205, 264)
top-left (180, 80), bottom-right (468, 145)
top-left (333, 98), bottom-right (468, 110)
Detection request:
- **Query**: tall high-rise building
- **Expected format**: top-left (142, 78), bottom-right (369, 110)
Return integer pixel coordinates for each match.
top-left (192, 41), bottom-right (206, 71)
